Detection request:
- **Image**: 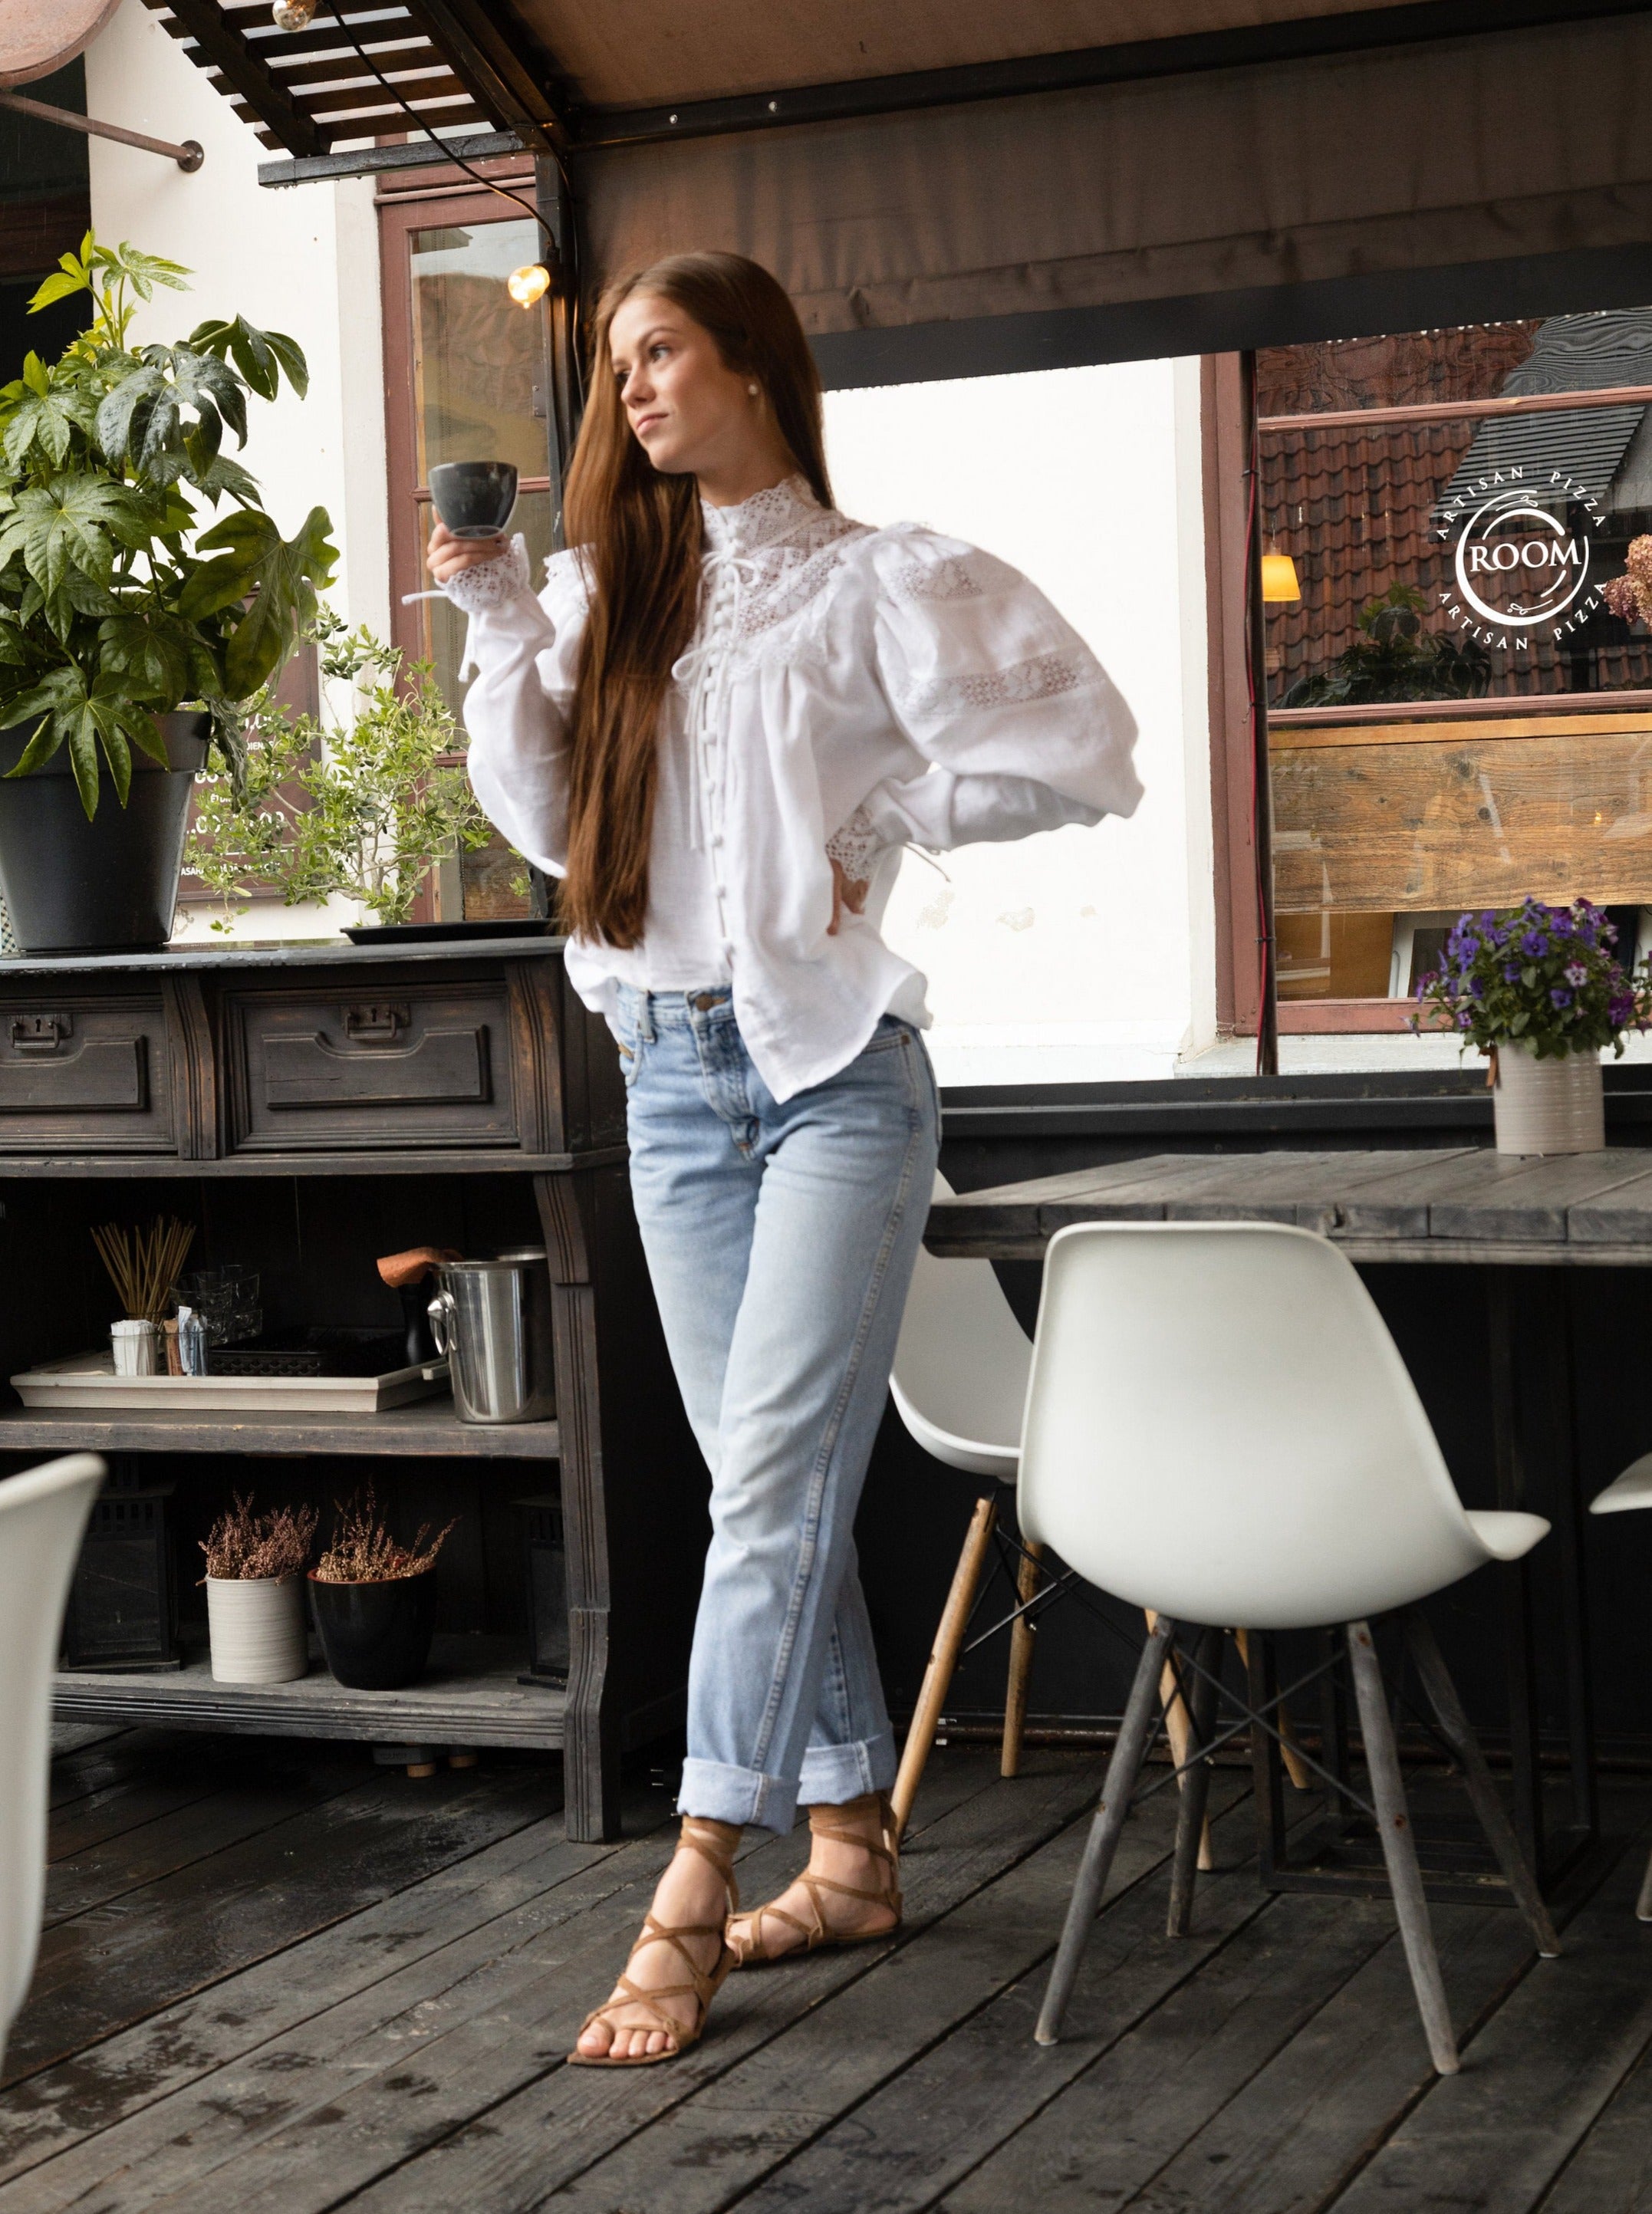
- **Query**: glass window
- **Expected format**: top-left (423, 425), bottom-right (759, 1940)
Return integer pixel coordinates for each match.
top-left (1258, 314), bottom-right (1652, 1006)
top-left (406, 217), bottom-right (555, 715)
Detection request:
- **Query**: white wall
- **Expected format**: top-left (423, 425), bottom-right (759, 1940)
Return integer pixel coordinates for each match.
top-left (824, 358), bottom-right (1215, 1087)
top-left (84, 0), bottom-right (387, 940)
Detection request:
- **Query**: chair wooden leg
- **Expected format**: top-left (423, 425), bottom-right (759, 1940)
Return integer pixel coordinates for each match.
top-left (1150, 1608), bottom-right (1213, 1871)
top-left (1002, 1541), bottom-right (1043, 1778)
top-left (1168, 1626), bottom-right (1223, 1938)
top-left (891, 1493), bottom-right (998, 1837)
top-left (1403, 1610), bottom-right (1560, 1958)
top-left (1036, 1614), bottom-right (1174, 2045)
top-left (1232, 1627), bottom-right (1312, 1791)
top-left (1348, 1619), bottom-right (1459, 2075)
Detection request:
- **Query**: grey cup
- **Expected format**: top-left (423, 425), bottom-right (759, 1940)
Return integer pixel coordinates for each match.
top-left (429, 459), bottom-right (519, 539)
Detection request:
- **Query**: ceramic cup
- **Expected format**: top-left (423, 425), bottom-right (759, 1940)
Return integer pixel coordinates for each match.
top-left (429, 459), bottom-right (518, 540)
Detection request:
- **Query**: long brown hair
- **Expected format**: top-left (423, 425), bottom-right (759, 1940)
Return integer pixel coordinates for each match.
top-left (560, 252), bottom-right (831, 946)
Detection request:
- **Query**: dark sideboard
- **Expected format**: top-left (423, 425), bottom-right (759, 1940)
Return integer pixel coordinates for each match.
top-left (0, 937), bottom-right (702, 1841)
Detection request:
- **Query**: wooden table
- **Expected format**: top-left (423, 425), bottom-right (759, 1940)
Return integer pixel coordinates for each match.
top-left (926, 1146), bottom-right (1652, 1900)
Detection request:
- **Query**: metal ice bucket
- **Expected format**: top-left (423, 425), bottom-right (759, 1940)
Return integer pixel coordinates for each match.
top-left (427, 1249), bottom-right (555, 1424)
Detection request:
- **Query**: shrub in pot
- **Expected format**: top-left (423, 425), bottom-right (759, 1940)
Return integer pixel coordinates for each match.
top-left (186, 610), bottom-right (492, 932)
top-left (201, 1493), bottom-right (318, 1685)
top-left (0, 235), bottom-right (335, 952)
top-left (1413, 900), bottom-right (1652, 1155)
top-left (308, 1489), bottom-right (455, 1691)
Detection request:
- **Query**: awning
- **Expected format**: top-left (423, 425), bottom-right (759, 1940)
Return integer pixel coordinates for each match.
top-left (146, 2), bottom-right (1652, 365)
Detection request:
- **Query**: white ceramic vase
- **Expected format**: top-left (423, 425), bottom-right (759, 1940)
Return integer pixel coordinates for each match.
top-left (206, 1574), bottom-right (309, 1683)
top-left (1492, 1042), bottom-right (1605, 1156)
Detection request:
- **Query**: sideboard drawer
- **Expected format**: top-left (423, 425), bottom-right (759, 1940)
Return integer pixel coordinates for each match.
top-left (0, 998), bottom-right (173, 1150)
top-left (225, 982), bottom-right (517, 1151)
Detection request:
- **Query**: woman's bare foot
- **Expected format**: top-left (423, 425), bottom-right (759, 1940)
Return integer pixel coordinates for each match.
top-left (574, 1818), bottom-right (739, 2062)
top-left (728, 1791), bottom-right (900, 1964)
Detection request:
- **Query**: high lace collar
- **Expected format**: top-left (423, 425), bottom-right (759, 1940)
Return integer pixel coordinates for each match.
top-left (699, 472), bottom-right (822, 558)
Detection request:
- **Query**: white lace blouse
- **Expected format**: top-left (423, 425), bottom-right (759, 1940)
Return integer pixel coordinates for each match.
top-left (449, 474), bottom-right (1141, 1102)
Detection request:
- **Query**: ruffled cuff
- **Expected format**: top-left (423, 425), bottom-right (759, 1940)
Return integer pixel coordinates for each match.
top-left (825, 804), bottom-right (884, 883)
top-left (441, 532), bottom-right (531, 614)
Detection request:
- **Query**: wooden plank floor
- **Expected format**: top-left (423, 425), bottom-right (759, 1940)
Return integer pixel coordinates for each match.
top-left (3, 1732), bottom-right (1651, 2212)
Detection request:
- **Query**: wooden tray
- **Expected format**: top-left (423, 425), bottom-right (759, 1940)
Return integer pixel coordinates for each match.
top-left (11, 1350), bottom-right (450, 1414)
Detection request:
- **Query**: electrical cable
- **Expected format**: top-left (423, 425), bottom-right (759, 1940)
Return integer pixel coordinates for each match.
top-left (318, 0), bottom-right (582, 349)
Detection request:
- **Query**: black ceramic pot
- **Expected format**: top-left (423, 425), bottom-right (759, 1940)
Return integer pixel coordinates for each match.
top-left (308, 1569), bottom-right (438, 1690)
top-left (0, 710), bottom-right (210, 954)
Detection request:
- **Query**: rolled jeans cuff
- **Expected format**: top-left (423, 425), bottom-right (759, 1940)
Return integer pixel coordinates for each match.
top-left (679, 1756), bottom-right (799, 1834)
top-left (799, 1728), bottom-right (897, 1809)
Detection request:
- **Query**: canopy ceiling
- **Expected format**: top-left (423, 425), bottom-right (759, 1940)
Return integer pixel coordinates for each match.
top-left (143, 2), bottom-right (1652, 374)
top-left (504, 0), bottom-right (1428, 110)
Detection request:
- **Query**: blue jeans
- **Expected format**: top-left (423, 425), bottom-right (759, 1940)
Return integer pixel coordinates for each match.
top-left (616, 985), bottom-right (940, 1833)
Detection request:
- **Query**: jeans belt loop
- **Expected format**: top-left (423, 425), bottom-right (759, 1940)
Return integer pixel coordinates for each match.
top-left (636, 989), bottom-right (657, 1044)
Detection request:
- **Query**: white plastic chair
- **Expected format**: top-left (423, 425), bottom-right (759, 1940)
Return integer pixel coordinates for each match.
top-left (1589, 1453), bottom-right (1652, 1920)
top-left (888, 1173), bottom-right (1033, 1829)
top-left (0, 1454), bottom-right (106, 2074)
top-left (1021, 1222), bottom-right (1555, 2076)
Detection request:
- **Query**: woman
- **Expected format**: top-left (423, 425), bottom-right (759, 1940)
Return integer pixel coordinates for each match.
top-left (429, 252), bottom-right (1140, 2067)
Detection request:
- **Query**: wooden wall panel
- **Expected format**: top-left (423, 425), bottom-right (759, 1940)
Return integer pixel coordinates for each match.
top-left (1272, 725), bottom-right (1652, 913)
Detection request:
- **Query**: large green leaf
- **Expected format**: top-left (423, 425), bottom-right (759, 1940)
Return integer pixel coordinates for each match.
top-left (190, 506), bottom-right (337, 697)
top-left (189, 316), bottom-right (309, 403)
top-left (2, 382), bottom-right (90, 472)
top-left (0, 475), bottom-right (149, 599)
top-left (1, 663), bottom-right (172, 815)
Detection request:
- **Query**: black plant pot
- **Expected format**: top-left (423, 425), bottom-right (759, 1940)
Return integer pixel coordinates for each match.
top-left (0, 710), bottom-right (211, 955)
top-left (308, 1569), bottom-right (438, 1690)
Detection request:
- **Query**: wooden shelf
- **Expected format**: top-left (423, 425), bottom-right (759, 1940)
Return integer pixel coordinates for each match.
top-left (0, 1151), bottom-right (624, 1178)
top-left (53, 1636), bottom-right (565, 1749)
top-left (0, 1400), bottom-right (560, 1459)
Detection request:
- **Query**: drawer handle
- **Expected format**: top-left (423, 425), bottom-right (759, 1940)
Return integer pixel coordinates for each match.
top-left (343, 1003), bottom-right (408, 1043)
top-left (9, 1012), bottom-right (71, 1054)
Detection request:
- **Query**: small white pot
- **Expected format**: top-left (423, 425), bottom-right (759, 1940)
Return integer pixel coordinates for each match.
top-left (206, 1574), bottom-right (309, 1683)
top-left (1492, 1042), bottom-right (1605, 1156)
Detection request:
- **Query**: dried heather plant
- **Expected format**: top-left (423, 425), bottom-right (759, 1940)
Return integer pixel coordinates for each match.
top-left (200, 1493), bottom-right (318, 1581)
top-left (313, 1486), bottom-right (455, 1584)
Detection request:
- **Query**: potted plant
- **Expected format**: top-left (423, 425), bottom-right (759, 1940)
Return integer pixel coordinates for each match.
top-left (308, 1488), bottom-right (455, 1690)
top-left (186, 610), bottom-right (495, 933)
top-left (1413, 899), bottom-right (1652, 1154)
top-left (0, 235), bottom-right (335, 952)
top-left (201, 1493), bottom-right (318, 1684)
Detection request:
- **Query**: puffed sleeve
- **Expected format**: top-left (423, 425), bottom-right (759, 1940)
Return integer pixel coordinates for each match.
top-left (453, 541), bottom-right (589, 877)
top-left (852, 525), bottom-right (1142, 857)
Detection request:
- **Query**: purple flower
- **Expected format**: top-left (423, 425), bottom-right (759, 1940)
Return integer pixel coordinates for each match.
top-left (1578, 923), bottom-right (1598, 948)
top-left (1551, 987), bottom-right (1572, 1008)
top-left (1503, 963), bottom-right (1522, 983)
top-left (1522, 931), bottom-right (1548, 957)
top-left (1611, 995), bottom-right (1634, 1026)
top-left (1565, 963), bottom-right (1589, 987)
top-left (1457, 1011), bottom-right (1473, 1029)
top-left (1469, 978), bottom-right (1485, 998)
top-left (1553, 913), bottom-right (1574, 936)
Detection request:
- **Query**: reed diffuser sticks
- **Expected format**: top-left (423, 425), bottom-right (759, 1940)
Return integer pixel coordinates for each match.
top-left (92, 1216), bottom-right (197, 1325)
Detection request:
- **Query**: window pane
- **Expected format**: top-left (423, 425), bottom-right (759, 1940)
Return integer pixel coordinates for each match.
top-left (1261, 313), bottom-right (1652, 1005)
top-left (410, 218), bottom-right (550, 484)
top-left (1260, 313), bottom-right (1652, 710)
top-left (415, 489), bottom-right (555, 715)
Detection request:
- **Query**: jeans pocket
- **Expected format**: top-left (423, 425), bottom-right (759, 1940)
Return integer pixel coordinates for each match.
top-left (614, 1020), bottom-right (644, 1089)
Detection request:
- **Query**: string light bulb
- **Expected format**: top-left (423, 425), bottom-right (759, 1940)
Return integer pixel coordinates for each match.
top-left (271, 0), bottom-right (317, 27)
top-left (507, 263), bottom-right (551, 309)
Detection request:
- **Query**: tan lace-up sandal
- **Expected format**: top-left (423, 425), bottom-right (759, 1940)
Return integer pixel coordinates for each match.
top-left (728, 1790), bottom-right (902, 1966)
top-left (568, 1818), bottom-right (740, 2067)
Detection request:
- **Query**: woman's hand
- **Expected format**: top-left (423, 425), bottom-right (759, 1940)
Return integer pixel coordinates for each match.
top-left (426, 519), bottom-right (511, 585)
top-left (828, 858), bottom-right (869, 936)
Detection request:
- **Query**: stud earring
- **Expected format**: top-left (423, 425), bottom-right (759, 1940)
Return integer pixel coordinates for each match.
top-left (748, 382), bottom-right (759, 396)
